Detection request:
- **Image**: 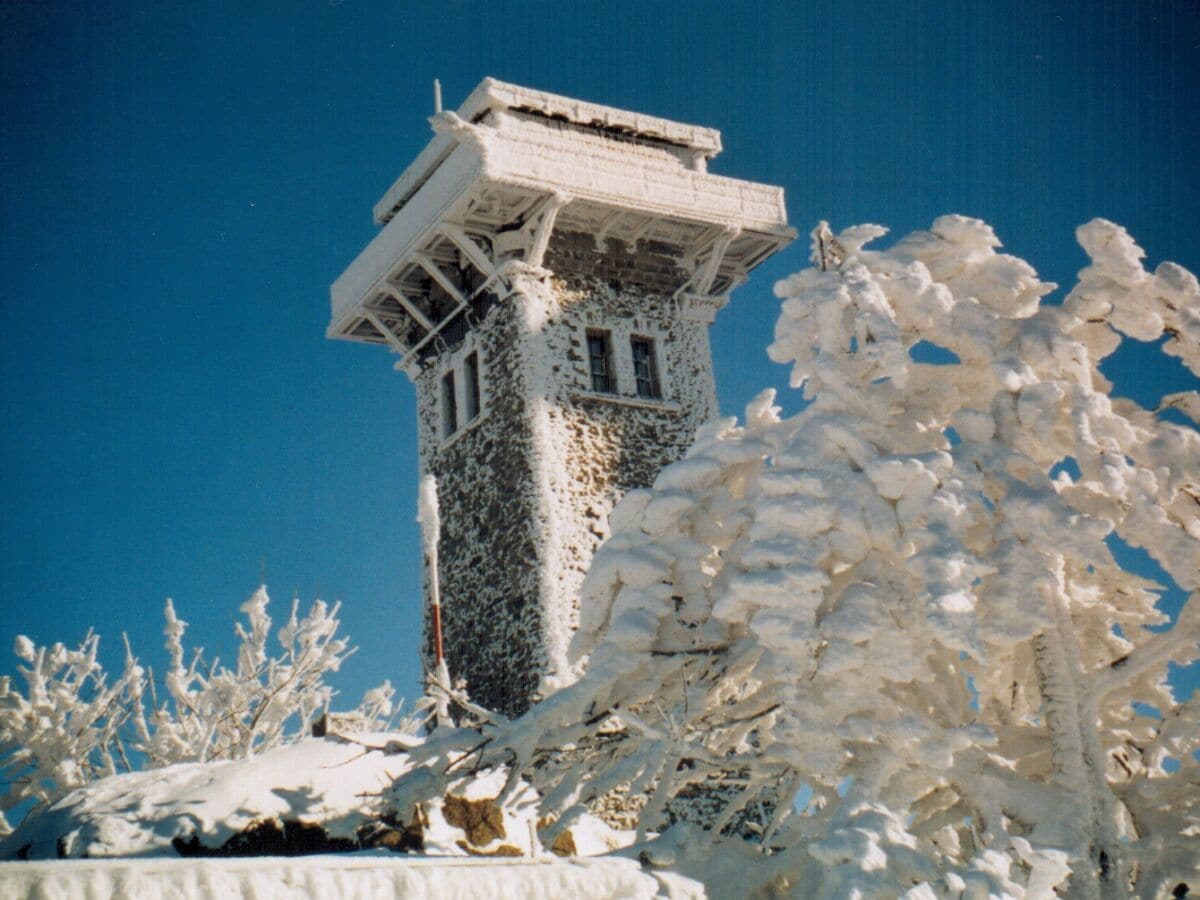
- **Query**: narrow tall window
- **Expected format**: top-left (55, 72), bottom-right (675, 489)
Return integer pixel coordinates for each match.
top-left (587, 330), bottom-right (614, 393)
top-left (464, 352), bottom-right (481, 422)
top-left (441, 370), bottom-right (458, 438)
top-left (631, 335), bottom-right (661, 399)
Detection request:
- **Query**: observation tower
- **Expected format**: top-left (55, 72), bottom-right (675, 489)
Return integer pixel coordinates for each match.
top-left (330, 79), bottom-right (793, 715)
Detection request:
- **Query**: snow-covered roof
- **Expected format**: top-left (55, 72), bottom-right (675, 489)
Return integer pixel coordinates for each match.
top-left (371, 78), bottom-right (724, 226)
top-left (329, 78), bottom-right (794, 364)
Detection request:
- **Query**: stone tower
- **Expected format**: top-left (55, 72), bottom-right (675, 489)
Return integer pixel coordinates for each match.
top-left (330, 79), bottom-right (793, 717)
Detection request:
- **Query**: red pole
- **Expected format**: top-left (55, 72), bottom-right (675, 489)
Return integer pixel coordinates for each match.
top-left (430, 587), bottom-right (445, 667)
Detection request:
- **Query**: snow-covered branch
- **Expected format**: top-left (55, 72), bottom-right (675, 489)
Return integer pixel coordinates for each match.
top-left (1, 587), bottom-right (396, 831)
top-left (455, 216), bottom-right (1199, 897)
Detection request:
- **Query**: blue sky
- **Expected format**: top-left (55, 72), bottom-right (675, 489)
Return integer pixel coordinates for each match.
top-left (2, 1), bottom-right (1197, 710)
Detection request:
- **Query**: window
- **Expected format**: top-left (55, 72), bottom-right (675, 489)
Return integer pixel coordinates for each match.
top-left (441, 370), bottom-right (458, 438)
top-left (630, 335), bottom-right (661, 399)
top-left (587, 329), bottom-right (615, 393)
top-left (464, 352), bottom-right (481, 422)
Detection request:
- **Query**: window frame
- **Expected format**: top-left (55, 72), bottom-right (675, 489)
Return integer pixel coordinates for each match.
top-left (586, 328), bottom-right (616, 394)
top-left (436, 344), bottom-right (489, 447)
top-left (629, 334), bottom-right (662, 400)
top-left (440, 368), bottom-right (458, 438)
top-left (463, 351), bottom-right (481, 423)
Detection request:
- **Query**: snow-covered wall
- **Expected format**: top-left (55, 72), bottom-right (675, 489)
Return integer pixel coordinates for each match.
top-left (414, 281), bottom-right (545, 716)
top-left (414, 232), bottom-right (718, 717)
top-left (0, 856), bottom-right (700, 900)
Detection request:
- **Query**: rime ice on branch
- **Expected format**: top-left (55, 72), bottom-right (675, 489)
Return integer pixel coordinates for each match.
top-left (0, 587), bottom-right (396, 833)
top-left (460, 216), bottom-right (1199, 898)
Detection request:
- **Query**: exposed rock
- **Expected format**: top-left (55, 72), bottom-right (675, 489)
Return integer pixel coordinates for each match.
top-left (441, 794), bottom-right (506, 847)
top-left (171, 819), bottom-right (357, 858)
top-left (455, 839), bottom-right (524, 857)
top-left (550, 829), bottom-right (578, 857)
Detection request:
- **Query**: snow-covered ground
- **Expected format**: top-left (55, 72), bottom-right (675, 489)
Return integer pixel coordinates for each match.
top-left (5, 737), bottom-right (418, 860)
top-left (0, 731), bottom-right (682, 897)
top-left (1, 733), bottom-right (631, 863)
top-left (0, 855), bottom-right (703, 900)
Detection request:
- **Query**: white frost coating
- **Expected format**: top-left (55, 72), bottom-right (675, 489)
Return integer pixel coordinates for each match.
top-left (1160, 390), bottom-right (1200, 424)
top-left (330, 148), bottom-right (480, 328)
top-left (2, 729), bottom-right (629, 860)
top-left (4, 739), bottom-right (406, 859)
top-left (0, 588), bottom-right (395, 835)
top-left (477, 111), bottom-right (788, 232)
top-left (516, 273), bottom-right (579, 688)
top-left (416, 473), bottom-right (452, 722)
top-left (418, 217), bottom-right (1199, 898)
top-left (0, 630), bottom-right (145, 835)
top-left (372, 78), bottom-right (724, 225)
top-left (146, 588), bottom-right (356, 766)
top-left (1071, 219), bottom-right (1200, 374)
top-left (0, 855), bottom-right (698, 900)
top-left (417, 473), bottom-right (440, 552)
top-left (334, 80), bottom-right (791, 718)
top-left (331, 78), bottom-right (793, 343)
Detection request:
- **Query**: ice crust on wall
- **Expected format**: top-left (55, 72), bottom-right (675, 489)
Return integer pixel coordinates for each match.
top-left (413, 255), bottom-right (720, 717)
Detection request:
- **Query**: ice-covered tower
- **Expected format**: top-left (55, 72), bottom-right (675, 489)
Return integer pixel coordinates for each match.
top-left (330, 79), bottom-right (793, 716)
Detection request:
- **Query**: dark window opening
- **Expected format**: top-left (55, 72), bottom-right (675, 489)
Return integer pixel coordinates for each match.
top-left (457, 261), bottom-right (485, 296)
top-left (464, 352), bottom-right (481, 422)
top-left (427, 276), bottom-right (449, 324)
top-left (587, 330), bottom-right (615, 393)
top-left (441, 370), bottom-right (458, 438)
top-left (415, 292), bottom-right (498, 365)
top-left (631, 335), bottom-right (661, 399)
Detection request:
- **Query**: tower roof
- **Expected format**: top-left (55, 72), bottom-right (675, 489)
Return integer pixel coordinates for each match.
top-left (371, 78), bottom-right (725, 226)
top-left (330, 78), bottom-right (795, 366)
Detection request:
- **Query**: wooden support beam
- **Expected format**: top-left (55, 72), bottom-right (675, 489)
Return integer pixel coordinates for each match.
top-left (526, 192), bottom-right (570, 269)
top-left (415, 253), bottom-right (467, 308)
top-left (589, 207), bottom-right (626, 250)
top-left (693, 226), bottom-right (741, 296)
top-left (398, 326), bottom-right (441, 372)
top-left (516, 192), bottom-right (554, 226)
top-left (438, 225), bottom-right (496, 282)
top-left (623, 214), bottom-right (655, 246)
top-left (684, 225), bottom-right (726, 267)
top-left (363, 310), bottom-right (409, 353)
top-left (380, 285), bottom-right (435, 333)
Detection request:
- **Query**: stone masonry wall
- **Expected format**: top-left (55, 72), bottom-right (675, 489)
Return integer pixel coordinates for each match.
top-left (414, 297), bottom-right (545, 718)
top-left (414, 230), bottom-right (719, 717)
top-left (532, 271), bottom-right (718, 682)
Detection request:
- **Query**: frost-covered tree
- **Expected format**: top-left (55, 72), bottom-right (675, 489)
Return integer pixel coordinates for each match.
top-left (132, 587), bottom-right (366, 766)
top-left (443, 217), bottom-right (1198, 897)
top-left (1, 586), bottom-right (394, 833)
top-left (0, 633), bottom-right (144, 836)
